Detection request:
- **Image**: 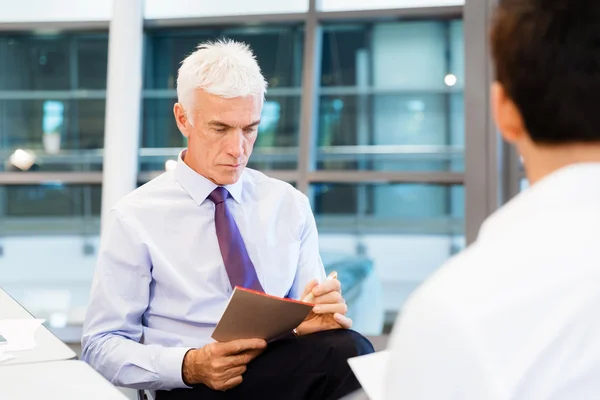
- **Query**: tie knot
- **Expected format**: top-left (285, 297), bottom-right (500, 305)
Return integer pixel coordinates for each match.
top-left (209, 187), bottom-right (229, 205)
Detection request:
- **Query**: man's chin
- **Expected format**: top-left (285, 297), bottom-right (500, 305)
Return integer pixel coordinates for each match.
top-left (214, 168), bottom-right (244, 186)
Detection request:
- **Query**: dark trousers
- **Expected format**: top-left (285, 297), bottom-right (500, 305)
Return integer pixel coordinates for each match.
top-left (156, 329), bottom-right (374, 400)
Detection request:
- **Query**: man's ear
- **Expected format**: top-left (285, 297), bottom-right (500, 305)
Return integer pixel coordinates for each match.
top-left (174, 103), bottom-right (191, 138)
top-left (491, 82), bottom-right (527, 144)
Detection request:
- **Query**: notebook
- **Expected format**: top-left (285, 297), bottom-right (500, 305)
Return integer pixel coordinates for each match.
top-left (348, 350), bottom-right (390, 400)
top-left (211, 287), bottom-right (314, 342)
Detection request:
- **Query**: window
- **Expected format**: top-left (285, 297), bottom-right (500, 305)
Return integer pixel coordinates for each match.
top-left (0, 33), bottom-right (108, 172)
top-left (0, 183), bottom-right (100, 234)
top-left (313, 182), bottom-right (464, 313)
top-left (313, 20), bottom-right (464, 320)
top-left (4, 184), bottom-right (100, 217)
top-left (0, 31), bottom-right (108, 336)
top-left (313, 183), bottom-right (463, 233)
top-left (141, 25), bottom-right (304, 171)
top-left (318, 20), bottom-right (464, 172)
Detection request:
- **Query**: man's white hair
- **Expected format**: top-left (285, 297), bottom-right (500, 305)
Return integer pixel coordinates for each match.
top-left (176, 39), bottom-right (268, 120)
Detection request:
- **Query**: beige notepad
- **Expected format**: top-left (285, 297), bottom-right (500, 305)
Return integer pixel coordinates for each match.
top-left (211, 287), bottom-right (313, 342)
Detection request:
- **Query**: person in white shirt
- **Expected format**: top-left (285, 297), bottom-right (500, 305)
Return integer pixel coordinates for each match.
top-left (82, 39), bottom-right (373, 400)
top-left (384, 0), bottom-right (600, 399)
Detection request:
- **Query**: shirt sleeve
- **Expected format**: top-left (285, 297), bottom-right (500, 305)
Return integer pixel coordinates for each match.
top-left (81, 209), bottom-right (192, 390)
top-left (384, 288), bottom-right (502, 400)
top-left (288, 192), bottom-right (326, 300)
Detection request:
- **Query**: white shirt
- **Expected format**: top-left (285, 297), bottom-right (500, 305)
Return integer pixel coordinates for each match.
top-left (385, 163), bottom-right (600, 400)
top-left (81, 153), bottom-right (325, 390)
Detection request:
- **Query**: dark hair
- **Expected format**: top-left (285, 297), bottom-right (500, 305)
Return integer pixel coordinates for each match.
top-left (490, 0), bottom-right (600, 144)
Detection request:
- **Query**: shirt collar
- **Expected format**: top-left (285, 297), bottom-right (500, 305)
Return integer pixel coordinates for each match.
top-left (175, 149), bottom-right (244, 206)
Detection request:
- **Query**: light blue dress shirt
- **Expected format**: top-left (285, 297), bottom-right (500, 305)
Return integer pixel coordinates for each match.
top-left (81, 153), bottom-right (326, 390)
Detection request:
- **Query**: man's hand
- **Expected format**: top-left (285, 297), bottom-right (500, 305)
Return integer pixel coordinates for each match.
top-left (295, 277), bottom-right (353, 336)
top-left (182, 339), bottom-right (266, 391)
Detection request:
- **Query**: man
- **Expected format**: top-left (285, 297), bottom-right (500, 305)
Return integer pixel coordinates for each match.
top-left (384, 1), bottom-right (600, 398)
top-left (82, 39), bottom-right (373, 400)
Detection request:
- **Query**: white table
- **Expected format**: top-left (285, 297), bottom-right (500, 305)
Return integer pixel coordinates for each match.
top-left (0, 288), bottom-right (76, 365)
top-left (0, 360), bottom-right (128, 399)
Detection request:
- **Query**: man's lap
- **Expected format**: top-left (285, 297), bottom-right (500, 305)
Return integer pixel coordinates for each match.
top-left (156, 329), bottom-right (374, 400)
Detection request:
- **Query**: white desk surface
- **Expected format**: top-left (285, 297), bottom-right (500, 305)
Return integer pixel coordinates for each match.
top-left (0, 360), bottom-right (128, 399)
top-left (0, 288), bottom-right (76, 365)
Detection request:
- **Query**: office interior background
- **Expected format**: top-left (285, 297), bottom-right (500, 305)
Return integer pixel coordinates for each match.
top-left (0, 0), bottom-right (523, 343)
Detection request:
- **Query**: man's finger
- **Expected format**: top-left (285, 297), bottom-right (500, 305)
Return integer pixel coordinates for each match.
top-left (244, 348), bottom-right (265, 359)
top-left (301, 279), bottom-right (319, 300)
top-left (312, 291), bottom-right (344, 305)
top-left (227, 349), bottom-right (264, 367)
top-left (219, 338), bottom-right (267, 355)
top-left (219, 375), bottom-right (243, 391)
top-left (222, 365), bottom-right (247, 380)
top-left (334, 313), bottom-right (353, 329)
top-left (312, 278), bottom-right (342, 297)
top-left (312, 302), bottom-right (348, 316)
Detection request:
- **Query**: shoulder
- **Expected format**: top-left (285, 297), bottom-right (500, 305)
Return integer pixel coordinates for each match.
top-left (110, 171), bottom-right (179, 221)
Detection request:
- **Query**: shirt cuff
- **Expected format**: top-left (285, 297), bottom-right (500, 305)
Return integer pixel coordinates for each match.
top-left (158, 347), bottom-right (194, 389)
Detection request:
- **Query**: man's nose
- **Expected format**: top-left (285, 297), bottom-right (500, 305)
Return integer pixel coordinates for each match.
top-left (225, 130), bottom-right (244, 159)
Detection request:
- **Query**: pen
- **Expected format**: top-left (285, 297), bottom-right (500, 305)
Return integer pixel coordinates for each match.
top-left (302, 271), bottom-right (338, 304)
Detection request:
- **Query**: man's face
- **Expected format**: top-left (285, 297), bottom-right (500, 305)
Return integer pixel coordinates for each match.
top-left (174, 90), bottom-right (262, 185)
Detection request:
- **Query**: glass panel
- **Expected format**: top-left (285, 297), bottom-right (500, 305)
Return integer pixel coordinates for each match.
top-left (0, 33), bottom-right (108, 91)
top-left (142, 25), bottom-right (304, 172)
top-left (249, 95), bottom-right (300, 170)
top-left (145, 0), bottom-right (308, 19)
top-left (0, 35), bottom-right (70, 90)
top-left (320, 0), bottom-right (464, 12)
top-left (313, 183), bottom-right (463, 233)
top-left (142, 97), bottom-right (181, 148)
top-left (0, 183), bottom-right (101, 333)
top-left (77, 36), bottom-right (109, 90)
top-left (2, 184), bottom-right (101, 217)
top-left (0, 99), bottom-right (105, 171)
top-left (318, 20), bottom-right (464, 171)
top-left (313, 183), bottom-right (464, 320)
top-left (0, 184), bottom-right (101, 235)
top-left (0, 33), bottom-right (109, 172)
top-left (319, 231), bottom-right (465, 323)
top-left (144, 26), bottom-right (303, 90)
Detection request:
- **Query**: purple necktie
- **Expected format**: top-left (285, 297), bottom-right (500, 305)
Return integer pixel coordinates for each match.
top-left (209, 187), bottom-right (264, 292)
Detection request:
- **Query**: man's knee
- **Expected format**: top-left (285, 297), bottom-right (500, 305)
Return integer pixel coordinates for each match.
top-left (333, 329), bottom-right (375, 359)
top-left (309, 329), bottom-right (375, 363)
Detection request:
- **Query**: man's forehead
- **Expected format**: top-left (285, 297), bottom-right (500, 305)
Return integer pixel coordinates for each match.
top-left (194, 89), bottom-right (262, 104)
top-left (188, 91), bottom-right (261, 124)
